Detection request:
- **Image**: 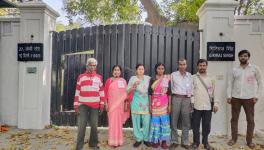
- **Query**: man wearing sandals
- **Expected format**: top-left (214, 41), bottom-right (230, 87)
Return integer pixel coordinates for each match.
top-left (227, 50), bottom-right (263, 149)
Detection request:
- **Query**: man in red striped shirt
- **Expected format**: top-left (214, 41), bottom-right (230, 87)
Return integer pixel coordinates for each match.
top-left (74, 58), bottom-right (105, 150)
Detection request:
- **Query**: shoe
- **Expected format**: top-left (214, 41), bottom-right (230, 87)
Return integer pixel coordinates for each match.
top-left (181, 144), bottom-right (190, 149)
top-left (247, 143), bottom-right (256, 149)
top-left (143, 141), bottom-right (151, 147)
top-left (190, 143), bottom-right (199, 150)
top-left (227, 139), bottom-right (236, 146)
top-left (169, 143), bottom-right (179, 149)
top-left (204, 144), bottom-right (212, 150)
top-left (89, 146), bottom-right (100, 150)
top-left (133, 141), bottom-right (142, 148)
top-left (161, 141), bottom-right (169, 149)
top-left (152, 142), bottom-right (160, 148)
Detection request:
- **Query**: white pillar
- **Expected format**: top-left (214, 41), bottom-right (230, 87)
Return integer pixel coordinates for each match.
top-left (0, 17), bottom-right (20, 126)
top-left (196, 0), bottom-right (238, 135)
top-left (17, 1), bottom-right (59, 129)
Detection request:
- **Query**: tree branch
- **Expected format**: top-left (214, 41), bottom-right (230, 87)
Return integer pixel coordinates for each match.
top-left (140, 0), bottom-right (168, 25)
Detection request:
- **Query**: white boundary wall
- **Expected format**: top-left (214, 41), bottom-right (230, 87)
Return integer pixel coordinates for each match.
top-left (0, 1), bottom-right (59, 129)
top-left (0, 17), bottom-right (20, 126)
top-left (197, 0), bottom-right (264, 137)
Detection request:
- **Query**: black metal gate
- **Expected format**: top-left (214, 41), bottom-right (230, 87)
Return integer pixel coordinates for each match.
top-left (51, 24), bottom-right (200, 126)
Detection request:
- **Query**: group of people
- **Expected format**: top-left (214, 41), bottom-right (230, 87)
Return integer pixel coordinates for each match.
top-left (73, 49), bottom-right (262, 150)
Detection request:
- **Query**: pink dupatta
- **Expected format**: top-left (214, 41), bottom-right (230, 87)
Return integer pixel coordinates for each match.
top-left (105, 78), bottom-right (130, 124)
top-left (151, 78), bottom-right (169, 107)
top-left (150, 77), bottom-right (170, 116)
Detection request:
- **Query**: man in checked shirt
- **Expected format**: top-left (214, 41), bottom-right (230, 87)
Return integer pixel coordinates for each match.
top-left (74, 58), bottom-right (105, 150)
top-left (227, 50), bottom-right (263, 149)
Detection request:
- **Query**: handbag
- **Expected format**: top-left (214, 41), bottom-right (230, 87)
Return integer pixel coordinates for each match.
top-left (196, 74), bottom-right (214, 112)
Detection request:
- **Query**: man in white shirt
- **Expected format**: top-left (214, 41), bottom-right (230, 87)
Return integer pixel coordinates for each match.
top-left (191, 59), bottom-right (219, 150)
top-left (170, 59), bottom-right (192, 149)
top-left (227, 50), bottom-right (263, 149)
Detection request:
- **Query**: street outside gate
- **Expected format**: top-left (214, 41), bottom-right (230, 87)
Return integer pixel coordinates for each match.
top-left (50, 24), bottom-right (200, 126)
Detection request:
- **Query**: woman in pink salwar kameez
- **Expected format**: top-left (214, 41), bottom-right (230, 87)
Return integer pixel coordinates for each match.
top-left (105, 65), bottom-right (130, 147)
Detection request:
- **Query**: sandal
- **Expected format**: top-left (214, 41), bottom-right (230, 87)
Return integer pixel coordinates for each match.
top-left (247, 143), bottom-right (255, 149)
top-left (152, 142), bottom-right (160, 148)
top-left (227, 139), bottom-right (236, 146)
top-left (161, 141), bottom-right (169, 149)
top-left (0, 125), bottom-right (9, 132)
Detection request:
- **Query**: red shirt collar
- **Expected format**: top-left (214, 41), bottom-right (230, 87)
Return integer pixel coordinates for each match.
top-left (85, 71), bottom-right (97, 76)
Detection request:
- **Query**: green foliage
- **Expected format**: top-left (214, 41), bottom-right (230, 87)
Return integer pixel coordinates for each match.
top-left (0, 9), bottom-right (7, 16)
top-left (0, 8), bottom-right (19, 16)
top-left (161, 0), bottom-right (264, 25)
top-left (64, 0), bottom-right (141, 25)
top-left (56, 22), bottom-right (81, 32)
top-left (160, 0), bottom-right (205, 25)
top-left (64, 0), bottom-right (264, 26)
top-left (0, 0), bottom-right (19, 16)
top-left (236, 0), bottom-right (264, 15)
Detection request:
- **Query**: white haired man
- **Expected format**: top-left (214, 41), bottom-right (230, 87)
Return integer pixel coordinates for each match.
top-left (74, 58), bottom-right (105, 150)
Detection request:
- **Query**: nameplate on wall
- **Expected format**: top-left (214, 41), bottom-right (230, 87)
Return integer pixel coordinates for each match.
top-left (207, 42), bottom-right (235, 61)
top-left (17, 43), bottom-right (43, 61)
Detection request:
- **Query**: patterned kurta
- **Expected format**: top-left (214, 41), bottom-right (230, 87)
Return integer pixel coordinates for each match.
top-left (148, 76), bottom-right (171, 143)
top-left (127, 75), bottom-right (151, 114)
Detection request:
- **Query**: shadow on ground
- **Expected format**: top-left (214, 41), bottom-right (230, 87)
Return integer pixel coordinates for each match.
top-left (0, 127), bottom-right (263, 150)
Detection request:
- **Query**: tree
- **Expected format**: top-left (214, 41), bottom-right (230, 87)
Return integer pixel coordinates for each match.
top-left (0, 9), bottom-right (7, 16)
top-left (64, 0), bottom-right (206, 25)
top-left (0, 0), bottom-right (19, 16)
top-left (139, 0), bottom-right (168, 26)
top-left (56, 22), bottom-right (81, 32)
top-left (141, 0), bottom-right (264, 25)
top-left (0, 8), bottom-right (19, 16)
top-left (159, 0), bottom-right (205, 25)
top-left (63, 0), bottom-right (264, 26)
top-left (235, 0), bottom-right (264, 15)
top-left (64, 0), bottom-right (141, 25)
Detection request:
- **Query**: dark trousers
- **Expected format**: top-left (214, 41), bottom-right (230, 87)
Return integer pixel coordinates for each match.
top-left (231, 98), bottom-right (255, 144)
top-left (76, 105), bottom-right (99, 150)
top-left (192, 109), bottom-right (212, 145)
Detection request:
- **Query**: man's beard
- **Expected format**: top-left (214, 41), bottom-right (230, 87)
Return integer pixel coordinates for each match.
top-left (199, 69), bottom-right (206, 73)
top-left (240, 59), bottom-right (248, 65)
